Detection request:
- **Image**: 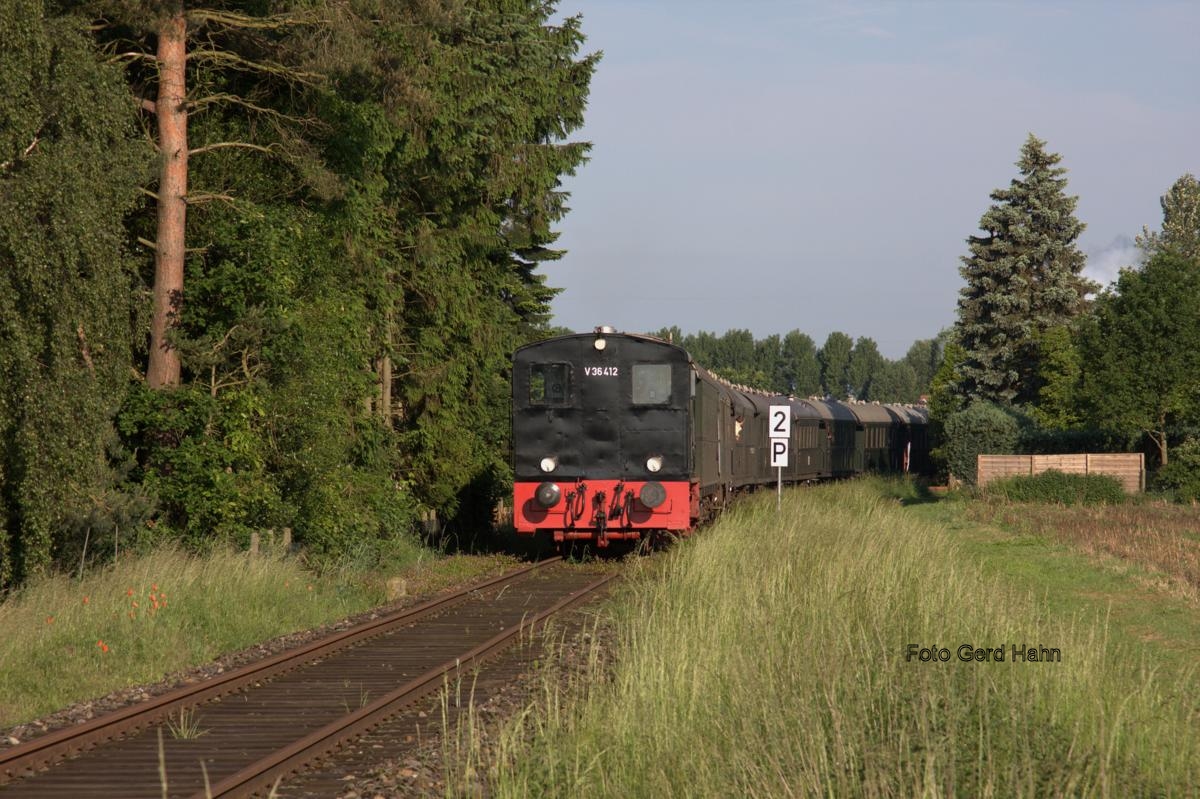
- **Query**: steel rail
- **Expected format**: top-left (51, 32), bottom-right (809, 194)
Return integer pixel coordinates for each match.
top-left (0, 557), bottom-right (559, 783)
top-left (195, 570), bottom-right (618, 799)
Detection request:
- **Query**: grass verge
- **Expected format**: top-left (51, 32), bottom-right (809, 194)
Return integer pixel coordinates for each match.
top-left (464, 479), bottom-right (1200, 797)
top-left (0, 545), bottom-right (520, 728)
top-left (970, 498), bottom-right (1200, 605)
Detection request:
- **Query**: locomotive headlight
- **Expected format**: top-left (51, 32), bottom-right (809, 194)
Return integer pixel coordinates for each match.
top-left (640, 481), bottom-right (667, 509)
top-left (539, 456), bottom-right (558, 473)
top-left (535, 482), bottom-right (561, 509)
top-left (645, 455), bottom-right (663, 473)
top-left (594, 337), bottom-right (607, 351)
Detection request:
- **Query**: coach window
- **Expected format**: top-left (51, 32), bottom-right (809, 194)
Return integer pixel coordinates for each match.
top-left (529, 363), bottom-right (571, 406)
top-left (632, 364), bottom-right (672, 404)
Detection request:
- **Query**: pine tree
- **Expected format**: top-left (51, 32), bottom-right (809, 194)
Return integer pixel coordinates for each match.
top-left (88, 0), bottom-right (595, 550)
top-left (954, 134), bottom-right (1094, 406)
top-left (75, 1), bottom-right (325, 389)
top-left (1137, 173), bottom-right (1200, 263)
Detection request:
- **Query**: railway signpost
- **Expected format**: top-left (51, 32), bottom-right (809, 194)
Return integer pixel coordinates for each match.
top-left (769, 405), bottom-right (790, 510)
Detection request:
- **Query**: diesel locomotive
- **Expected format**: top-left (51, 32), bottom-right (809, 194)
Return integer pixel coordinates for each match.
top-left (512, 327), bottom-right (929, 547)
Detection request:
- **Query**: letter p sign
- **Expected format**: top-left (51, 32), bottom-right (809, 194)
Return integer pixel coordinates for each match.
top-left (770, 438), bottom-right (789, 468)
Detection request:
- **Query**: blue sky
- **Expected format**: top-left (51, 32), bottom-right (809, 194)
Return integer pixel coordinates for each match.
top-left (545, 1), bottom-right (1199, 357)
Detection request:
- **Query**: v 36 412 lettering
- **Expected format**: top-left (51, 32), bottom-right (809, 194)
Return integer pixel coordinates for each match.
top-left (583, 366), bottom-right (619, 377)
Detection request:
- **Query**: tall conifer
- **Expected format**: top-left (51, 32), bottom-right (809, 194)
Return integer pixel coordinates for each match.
top-left (954, 134), bottom-right (1093, 406)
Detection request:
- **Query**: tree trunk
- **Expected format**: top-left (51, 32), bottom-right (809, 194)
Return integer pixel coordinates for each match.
top-left (147, 5), bottom-right (188, 389)
top-left (1153, 431), bottom-right (1168, 467)
top-left (379, 354), bottom-right (393, 423)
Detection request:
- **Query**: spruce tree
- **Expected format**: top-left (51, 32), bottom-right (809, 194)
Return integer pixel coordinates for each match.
top-left (954, 134), bottom-right (1093, 406)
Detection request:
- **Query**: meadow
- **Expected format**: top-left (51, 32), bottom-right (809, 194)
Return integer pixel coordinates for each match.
top-left (976, 499), bottom-right (1200, 603)
top-left (455, 479), bottom-right (1200, 797)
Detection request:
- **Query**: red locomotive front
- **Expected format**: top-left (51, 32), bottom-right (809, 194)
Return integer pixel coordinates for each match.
top-left (513, 478), bottom-right (698, 545)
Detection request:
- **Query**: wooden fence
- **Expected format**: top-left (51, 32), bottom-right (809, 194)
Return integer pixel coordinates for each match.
top-left (976, 453), bottom-right (1145, 493)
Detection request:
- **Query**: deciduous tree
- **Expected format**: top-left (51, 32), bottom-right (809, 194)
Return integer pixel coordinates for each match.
top-left (1026, 325), bottom-right (1083, 430)
top-left (0, 2), bottom-right (148, 583)
top-left (871, 361), bottom-right (920, 404)
top-left (779, 330), bottom-right (821, 396)
top-left (847, 337), bottom-right (885, 400)
top-left (1137, 173), bottom-right (1200, 264)
top-left (902, 337), bottom-right (941, 397)
top-left (818, 332), bottom-right (853, 399)
top-left (1080, 252), bottom-right (1200, 466)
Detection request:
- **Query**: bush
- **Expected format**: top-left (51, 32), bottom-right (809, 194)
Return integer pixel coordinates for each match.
top-left (295, 464), bottom-right (420, 562)
top-left (1019, 427), bottom-right (1138, 455)
top-left (1153, 437), bottom-right (1200, 502)
top-left (942, 402), bottom-right (1027, 485)
top-left (117, 383), bottom-right (291, 548)
top-left (987, 470), bottom-right (1126, 505)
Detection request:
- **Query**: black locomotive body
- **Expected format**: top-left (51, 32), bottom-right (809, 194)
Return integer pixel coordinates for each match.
top-left (512, 328), bottom-right (929, 547)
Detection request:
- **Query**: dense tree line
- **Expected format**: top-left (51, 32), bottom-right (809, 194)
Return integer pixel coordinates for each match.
top-left (941, 135), bottom-right (1200, 487)
top-left (0, 0), bottom-right (594, 586)
top-left (649, 326), bottom-right (942, 404)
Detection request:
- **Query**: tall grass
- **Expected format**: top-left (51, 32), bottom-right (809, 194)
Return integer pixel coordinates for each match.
top-left (0, 546), bottom-right (390, 726)
top-left (473, 480), bottom-right (1198, 797)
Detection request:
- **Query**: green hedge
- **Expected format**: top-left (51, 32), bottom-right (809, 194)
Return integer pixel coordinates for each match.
top-left (986, 470), bottom-right (1126, 505)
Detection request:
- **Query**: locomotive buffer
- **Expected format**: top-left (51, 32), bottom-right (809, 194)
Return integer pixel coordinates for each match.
top-left (769, 405), bottom-right (790, 511)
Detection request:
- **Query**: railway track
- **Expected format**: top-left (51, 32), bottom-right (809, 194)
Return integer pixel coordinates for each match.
top-left (0, 558), bottom-right (616, 798)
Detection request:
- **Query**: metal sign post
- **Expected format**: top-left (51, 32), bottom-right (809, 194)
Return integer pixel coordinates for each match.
top-left (769, 405), bottom-right (790, 511)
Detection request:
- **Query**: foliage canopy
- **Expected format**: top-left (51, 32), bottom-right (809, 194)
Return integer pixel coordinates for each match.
top-left (1079, 252), bottom-right (1200, 467)
top-left (0, 0), bottom-right (596, 586)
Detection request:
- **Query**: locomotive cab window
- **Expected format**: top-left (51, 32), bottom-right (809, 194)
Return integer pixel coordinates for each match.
top-left (632, 364), bottom-right (672, 405)
top-left (529, 363), bottom-right (571, 406)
